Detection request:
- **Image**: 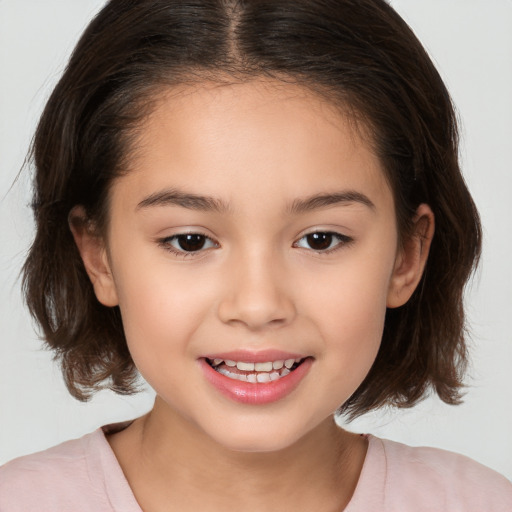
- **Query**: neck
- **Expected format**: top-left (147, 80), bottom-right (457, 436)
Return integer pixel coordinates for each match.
top-left (108, 398), bottom-right (367, 512)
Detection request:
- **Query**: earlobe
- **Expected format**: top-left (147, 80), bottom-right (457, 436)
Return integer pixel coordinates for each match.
top-left (387, 204), bottom-right (435, 308)
top-left (68, 206), bottom-right (119, 307)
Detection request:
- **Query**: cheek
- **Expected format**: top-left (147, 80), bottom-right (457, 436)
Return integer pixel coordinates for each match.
top-left (312, 291), bottom-right (386, 407)
top-left (112, 256), bottom-right (216, 364)
top-left (303, 249), bottom-right (393, 331)
top-left (299, 251), bottom-right (395, 385)
top-left (318, 281), bottom-right (387, 367)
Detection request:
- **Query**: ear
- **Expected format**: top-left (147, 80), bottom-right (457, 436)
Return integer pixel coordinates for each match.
top-left (387, 204), bottom-right (435, 308)
top-left (68, 206), bottom-right (119, 307)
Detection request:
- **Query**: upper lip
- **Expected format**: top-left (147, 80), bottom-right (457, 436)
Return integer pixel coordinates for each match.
top-left (202, 349), bottom-right (308, 363)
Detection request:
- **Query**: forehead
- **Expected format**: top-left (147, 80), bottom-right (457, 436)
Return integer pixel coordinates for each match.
top-left (113, 79), bottom-right (392, 213)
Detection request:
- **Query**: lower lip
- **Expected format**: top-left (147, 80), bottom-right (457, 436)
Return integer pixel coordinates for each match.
top-left (199, 358), bottom-right (313, 405)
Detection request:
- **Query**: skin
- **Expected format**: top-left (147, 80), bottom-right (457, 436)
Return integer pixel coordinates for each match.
top-left (71, 80), bottom-right (434, 511)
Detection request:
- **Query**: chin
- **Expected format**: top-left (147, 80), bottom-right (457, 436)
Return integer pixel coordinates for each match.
top-left (205, 415), bottom-right (319, 454)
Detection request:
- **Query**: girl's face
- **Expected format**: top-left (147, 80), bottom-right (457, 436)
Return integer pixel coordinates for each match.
top-left (79, 80), bottom-right (430, 452)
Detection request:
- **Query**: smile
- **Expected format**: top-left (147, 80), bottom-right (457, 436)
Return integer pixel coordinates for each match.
top-left (200, 354), bottom-right (313, 404)
top-left (206, 357), bottom-right (305, 383)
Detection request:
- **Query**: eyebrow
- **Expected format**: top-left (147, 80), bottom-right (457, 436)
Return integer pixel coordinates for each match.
top-left (136, 188), bottom-right (230, 213)
top-left (288, 191), bottom-right (375, 214)
top-left (136, 188), bottom-right (375, 214)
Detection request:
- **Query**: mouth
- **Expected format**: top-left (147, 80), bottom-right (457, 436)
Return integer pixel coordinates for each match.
top-left (205, 357), bottom-right (307, 383)
top-left (200, 353), bottom-right (313, 404)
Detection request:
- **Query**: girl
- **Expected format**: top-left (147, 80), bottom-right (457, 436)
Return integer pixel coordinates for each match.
top-left (1, 0), bottom-right (511, 510)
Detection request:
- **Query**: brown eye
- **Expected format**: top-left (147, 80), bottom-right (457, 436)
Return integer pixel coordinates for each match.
top-left (176, 234), bottom-right (206, 251)
top-left (306, 232), bottom-right (333, 251)
top-left (162, 233), bottom-right (217, 254)
top-left (294, 231), bottom-right (352, 252)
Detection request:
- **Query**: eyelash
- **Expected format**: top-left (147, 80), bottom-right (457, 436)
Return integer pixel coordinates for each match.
top-left (158, 231), bottom-right (353, 258)
top-left (293, 231), bottom-right (353, 254)
top-left (158, 232), bottom-right (219, 258)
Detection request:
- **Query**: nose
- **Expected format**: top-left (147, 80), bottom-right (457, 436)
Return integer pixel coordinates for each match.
top-left (217, 250), bottom-right (296, 331)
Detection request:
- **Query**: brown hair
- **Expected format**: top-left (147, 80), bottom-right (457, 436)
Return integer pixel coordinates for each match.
top-left (23, 0), bottom-right (481, 418)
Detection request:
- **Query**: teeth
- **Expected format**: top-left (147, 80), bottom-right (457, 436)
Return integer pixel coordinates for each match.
top-left (209, 357), bottom-right (305, 383)
top-left (215, 364), bottom-right (297, 383)
top-left (255, 362), bottom-right (273, 371)
top-left (210, 358), bottom-right (302, 370)
top-left (236, 361), bottom-right (255, 371)
top-left (256, 373), bottom-right (271, 383)
top-left (217, 367), bottom-right (231, 378)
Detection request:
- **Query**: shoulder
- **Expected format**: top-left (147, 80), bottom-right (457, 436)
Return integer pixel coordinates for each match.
top-left (0, 429), bottom-right (111, 511)
top-left (375, 436), bottom-right (512, 511)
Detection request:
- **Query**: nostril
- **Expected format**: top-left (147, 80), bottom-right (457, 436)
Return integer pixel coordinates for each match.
top-left (217, 293), bottom-right (296, 329)
top-left (216, 265), bottom-right (297, 329)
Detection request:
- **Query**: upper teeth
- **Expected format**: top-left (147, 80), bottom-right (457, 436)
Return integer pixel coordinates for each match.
top-left (211, 358), bottom-right (301, 371)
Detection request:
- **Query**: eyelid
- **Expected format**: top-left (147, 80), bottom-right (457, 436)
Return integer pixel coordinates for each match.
top-left (157, 230), bottom-right (219, 258)
top-left (156, 227), bottom-right (353, 258)
top-left (293, 230), bottom-right (354, 254)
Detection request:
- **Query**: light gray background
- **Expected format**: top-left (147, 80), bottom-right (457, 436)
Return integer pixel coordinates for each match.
top-left (1, 0), bottom-right (511, 479)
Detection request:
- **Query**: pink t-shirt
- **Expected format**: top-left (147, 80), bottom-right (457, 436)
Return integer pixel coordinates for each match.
top-left (1, 424), bottom-right (511, 511)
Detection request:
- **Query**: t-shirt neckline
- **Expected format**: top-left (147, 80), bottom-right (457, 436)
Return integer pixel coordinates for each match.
top-left (92, 423), bottom-right (382, 512)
